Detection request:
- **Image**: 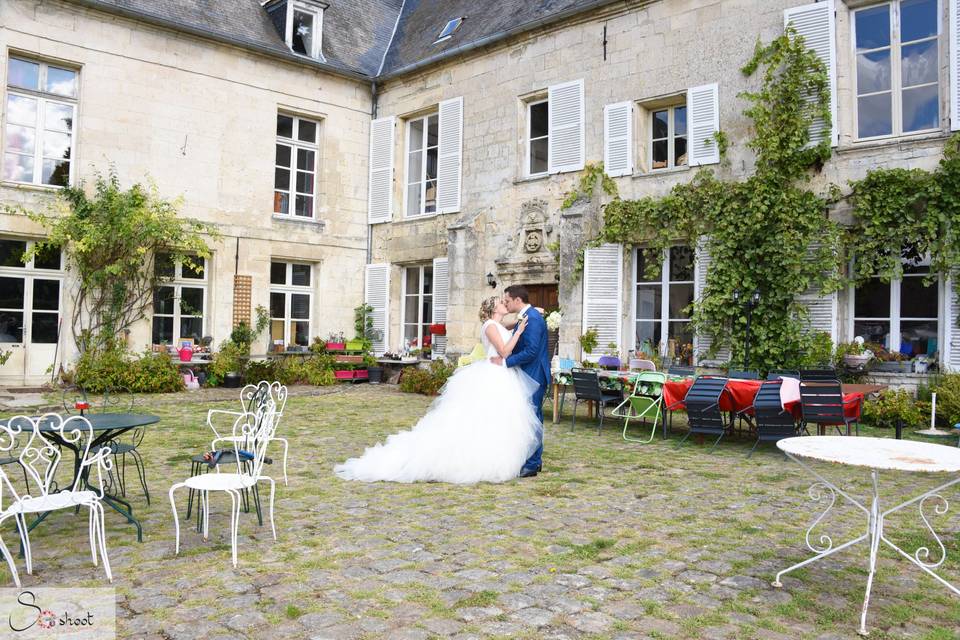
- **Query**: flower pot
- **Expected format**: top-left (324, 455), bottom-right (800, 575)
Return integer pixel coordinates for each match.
top-left (224, 372), bottom-right (242, 388)
top-left (597, 355), bottom-right (620, 370)
top-left (843, 354), bottom-right (871, 368)
top-left (326, 342), bottom-right (346, 352)
top-left (368, 367), bottom-right (384, 384)
top-left (345, 340), bottom-right (364, 352)
top-left (353, 369), bottom-right (369, 380)
top-left (875, 360), bottom-right (911, 373)
top-left (333, 369), bottom-right (353, 380)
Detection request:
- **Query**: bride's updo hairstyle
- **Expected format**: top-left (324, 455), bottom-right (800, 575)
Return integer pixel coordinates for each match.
top-left (478, 296), bottom-right (500, 321)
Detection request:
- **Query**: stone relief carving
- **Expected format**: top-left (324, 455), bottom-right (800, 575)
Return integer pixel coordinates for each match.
top-left (494, 198), bottom-right (558, 282)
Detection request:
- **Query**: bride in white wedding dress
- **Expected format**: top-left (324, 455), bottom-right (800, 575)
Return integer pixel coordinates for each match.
top-left (334, 296), bottom-right (543, 484)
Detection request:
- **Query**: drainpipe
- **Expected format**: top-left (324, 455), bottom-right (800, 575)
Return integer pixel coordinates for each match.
top-left (367, 81), bottom-right (378, 267)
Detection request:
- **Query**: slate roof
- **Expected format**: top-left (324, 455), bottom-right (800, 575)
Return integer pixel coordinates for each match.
top-left (64, 0), bottom-right (620, 81)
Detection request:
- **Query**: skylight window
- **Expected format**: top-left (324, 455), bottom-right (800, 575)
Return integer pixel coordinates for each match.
top-left (436, 17), bottom-right (464, 42)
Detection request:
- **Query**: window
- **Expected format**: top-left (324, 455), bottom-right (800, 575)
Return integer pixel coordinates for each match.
top-left (634, 246), bottom-right (694, 360)
top-left (285, 1), bottom-right (323, 59)
top-left (436, 17), bottom-right (464, 42)
top-left (404, 113), bottom-right (438, 216)
top-left (650, 105), bottom-right (687, 171)
top-left (853, 0), bottom-right (940, 139)
top-left (853, 255), bottom-right (939, 358)
top-left (526, 99), bottom-right (549, 176)
top-left (3, 56), bottom-right (78, 186)
top-left (402, 265), bottom-right (433, 350)
top-left (274, 114), bottom-right (319, 219)
top-left (270, 261), bottom-right (312, 348)
top-left (0, 238), bottom-right (62, 344)
top-left (152, 254), bottom-right (206, 345)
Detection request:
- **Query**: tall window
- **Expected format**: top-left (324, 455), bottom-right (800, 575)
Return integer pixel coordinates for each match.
top-left (0, 238), bottom-right (62, 345)
top-left (3, 56), bottom-right (78, 186)
top-left (650, 105), bottom-right (687, 171)
top-left (854, 0), bottom-right (940, 139)
top-left (405, 113), bottom-right (438, 216)
top-left (274, 114), bottom-right (319, 219)
top-left (634, 246), bottom-right (694, 359)
top-left (287, 2), bottom-right (323, 59)
top-left (270, 261), bottom-right (312, 349)
top-left (402, 265), bottom-right (433, 350)
top-left (853, 256), bottom-right (939, 358)
top-left (527, 99), bottom-right (549, 176)
top-left (153, 254), bottom-right (206, 345)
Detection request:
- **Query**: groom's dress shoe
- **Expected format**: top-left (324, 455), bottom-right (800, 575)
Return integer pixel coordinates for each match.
top-left (519, 467), bottom-right (538, 478)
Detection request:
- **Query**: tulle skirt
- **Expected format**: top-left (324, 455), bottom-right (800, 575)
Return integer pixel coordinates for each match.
top-left (334, 361), bottom-right (543, 484)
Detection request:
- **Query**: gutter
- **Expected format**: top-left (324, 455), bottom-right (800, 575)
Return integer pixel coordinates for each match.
top-left (64, 0), bottom-right (371, 82)
top-left (377, 0), bottom-right (624, 81)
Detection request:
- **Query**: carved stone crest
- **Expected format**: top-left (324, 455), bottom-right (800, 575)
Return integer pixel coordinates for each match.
top-left (495, 198), bottom-right (558, 282)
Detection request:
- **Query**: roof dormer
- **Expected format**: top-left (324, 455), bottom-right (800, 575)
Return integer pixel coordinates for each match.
top-left (264, 0), bottom-right (327, 60)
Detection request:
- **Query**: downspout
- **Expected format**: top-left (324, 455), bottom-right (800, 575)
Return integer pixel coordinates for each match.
top-left (367, 80), bottom-right (378, 267)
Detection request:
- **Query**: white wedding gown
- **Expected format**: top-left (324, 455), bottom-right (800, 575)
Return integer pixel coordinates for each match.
top-left (334, 320), bottom-right (542, 484)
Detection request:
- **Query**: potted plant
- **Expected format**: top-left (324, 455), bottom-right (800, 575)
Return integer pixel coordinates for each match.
top-left (837, 338), bottom-right (871, 369)
top-left (865, 342), bottom-right (912, 373)
top-left (545, 310), bottom-right (562, 357)
top-left (326, 331), bottom-right (346, 352)
top-left (365, 355), bottom-right (384, 384)
top-left (598, 342), bottom-right (621, 370)
top-left (579, 327), bottom-right (598, 358)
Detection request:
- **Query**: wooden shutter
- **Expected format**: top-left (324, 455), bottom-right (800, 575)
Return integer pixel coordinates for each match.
top-left (951, 0), bottom-right (960, 130)
top-left (364, 263), bottom-right (390, 355)
top-left (548, 79), bottom-right (585, 174)
top-left (785, 1), bottom-right (838, 146)
top-left (367, 116), bottom-right (395, 224)
top-left (437, 97), bottom-right (463, 213)
top-left (603, 101), bottom-right (633, 177)
top-left (946, 275), bottom-right (960, 369)
top-left (431, 257), bottom-right (449, 359)
top-left (687, 83), bottom-right (720, 166)
top-left (693, 240), bottom-right (730, 364)
top-left (797, 244), bottom-right (838, 340)
top-left (582, 244), bottom-right (622, 361)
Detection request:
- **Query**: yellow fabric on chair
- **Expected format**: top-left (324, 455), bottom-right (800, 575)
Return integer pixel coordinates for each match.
top-left (457, 343), bottom-right (486, 368)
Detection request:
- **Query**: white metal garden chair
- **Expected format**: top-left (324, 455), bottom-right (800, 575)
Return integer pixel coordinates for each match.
top-left (169, 400), bottom-right (279, 567)
top-left (209, 381), bottom-right (289, 485)
top-left (0, 414), bottom-right (114, 586)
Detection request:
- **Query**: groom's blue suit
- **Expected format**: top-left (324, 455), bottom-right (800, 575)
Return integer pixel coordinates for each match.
top-left (505, 305), bottom-right (551, 472)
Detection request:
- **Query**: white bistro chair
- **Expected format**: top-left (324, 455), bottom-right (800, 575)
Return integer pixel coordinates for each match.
top-left (209, 381), bottom-right (289, 485)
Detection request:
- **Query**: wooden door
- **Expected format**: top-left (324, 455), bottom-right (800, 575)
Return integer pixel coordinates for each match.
top-left (525, 284), bottom-right (558, 311)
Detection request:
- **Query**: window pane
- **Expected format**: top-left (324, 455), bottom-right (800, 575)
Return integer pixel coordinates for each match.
top-left (529, 102), bottom-right (548, 139)
top-left (32, 279), bottom-right (59, 311)
top-left (424, 180), bottom-right (437, 213)
top-left (292, 320), bottom-right (309, 346)
top-left (636, 248), bottom-right (662, 282)
top-left (900, 320), bottom-right (938, 357)
top-left (274, 191), bottom-right (289, 214)
top-left (408, 148), bottom-right (423, 185)
top-left (153, 286), bottom-right (175, 315)
top-left (652, 139), bottom-right (668, 170)
top-left (7, 58), bottom-right (40, 91)
top-left (900, 276), bottom-right (938, 317)
top-left (0, 277), bottom-right (25, 308)
top-left (6, 95), bottom-right (37, 127)
top-left (182, 256), bottom-right (205, 279)
top-left (292, 10), bottom-right (315, 56)
top-left (674, 136), bottom-right (688, 167)
top-left (270, 319), bottom-right (285, 346)
top-left (33, 245), bottom-right (60, 270)
top-left (6, 124), bottom-right (36, 154)
top-left (44, 103), bottom-right (73, 132)
top-left (422, 267), bottom-right (433, 295)
top-left (180, 317), bottom-right (203, 341)
top-left (529, 138), bottom-right (548, 174)
top-left (290, 294), bottom-right (309, 319)
top-left (858, 93), bottom-right (893, 138)
top-left (180, 287), bottom-right (204, 315)
top-left (427, 114), bottom-right (438, 147)
top-left (900, 0), bottom-right (938, 43)
top-left (901, 40), bottom-right (938, 87)
top-left (276, 144), bottom-right (291, 167)
top-left (42, 159), bottom-right (70, 186)
top-left (270, 291), bottom-right (285, 318)
top-left (669, 246), bottom-right (694, 281)
top-left (422, 297), bottom-right (433, 324)
top-left (854, 320), bottom-right (890, 349)
top-left (274, 167), bottom-right (291, 190)
top-left (409, 119), bottom-right (424, 152)
top-left (857, 50), bottom-right (891, 94)
top-left (667, 321), bottom-right (693, 343)
top-left (669, 283), bottom-right (694, 319)
top-left (30, 312), bottom-right (58, 343)
top-left (652, 110), bottom-right (669, 139)
top-left (277, 114), bottom-right (293, 138)
top-left (635, 321), bottom-right (661, 350)
top-left (407, 178), bottom-right (423, 215)
top-left (0, 240), bottom-right (27, 268)
top-left (152, 316), bottom-right (173, 344)
top-left (43, 127), bottom-right (72, 156)
top-left (0, 311), bottom-right (23, 342)
top-left (426, 146), bottom-right (438, 181)
top-left (297, 119), bottom-right (317, 143)
top-left (155, 254), bottom-right (175, 279)
top-left (902, 85), bottom-right (939, 132)
top-left (854, 278), bottom-right (890, 318)
top-left (403, 324), bottom-right (419, 345)
top-left (674, 106), bottom-right (688, 137)
top-left (296, 171), bottom-right (314, 194)
top-left (270, 262), bottom-right (286, 285)
top-left (636, 285), bottom-right (662, 321)
top-left (297, 148), bottom-right (315, 171)
top-left (295, 194), bottom-right (313, 217)
top-left (291, 264), bottom-right (310, 286)
top-left (45, 67), bottom-right (78, 98)
top-left (404, 295), bottom-right (419, 325)
top-left (3, 153), bottom-right (34, 183)
top-left (405, 268), bottom-right (419, 294)
top-left (855, 5), bottom-right (891, 51)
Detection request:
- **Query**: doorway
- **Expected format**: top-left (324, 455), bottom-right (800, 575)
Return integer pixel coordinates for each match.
top-left (524, 283), bottom-right (558, 311)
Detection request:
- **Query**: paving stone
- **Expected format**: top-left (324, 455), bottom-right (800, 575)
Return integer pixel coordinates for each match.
top-left (509, 607), bottom-right (555, 628)
top-left (497, 592), bottom-right (536, 611)
top-left (567, 611), bottom-right (615, 633)
top-left (679, 569), bottom-right (718, 585)
top-left (456, 606), bottom-right (502, 622)
top-left (719, 574), bottom-right (767, 590)
top-left (422, 618), bottom-right (464, 636)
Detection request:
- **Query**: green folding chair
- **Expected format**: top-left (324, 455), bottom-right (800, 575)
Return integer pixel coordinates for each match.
top-left (613, 371), bottom-right (666, 443)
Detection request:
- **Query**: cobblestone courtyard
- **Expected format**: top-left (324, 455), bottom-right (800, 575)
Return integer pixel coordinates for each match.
top-left (2, 385), bottom-right (960, 639)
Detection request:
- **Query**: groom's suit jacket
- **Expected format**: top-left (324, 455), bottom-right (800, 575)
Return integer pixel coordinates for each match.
top-left (505, 306), bottom-right (551, 389)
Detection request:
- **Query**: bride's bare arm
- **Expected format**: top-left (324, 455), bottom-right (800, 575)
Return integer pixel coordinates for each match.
top-left (484, 318), bottom-right (528, 359)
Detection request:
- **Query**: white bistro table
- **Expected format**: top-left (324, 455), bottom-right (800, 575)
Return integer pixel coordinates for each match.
top-left (775, 436), bottom-right (960, 636)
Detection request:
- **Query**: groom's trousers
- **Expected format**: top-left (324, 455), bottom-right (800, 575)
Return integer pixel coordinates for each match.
top-left (524, 383), bottom-right (546, 471)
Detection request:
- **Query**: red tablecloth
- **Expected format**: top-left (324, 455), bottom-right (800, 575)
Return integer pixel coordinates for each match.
top-left (662, 378), bottom-right (862, 420)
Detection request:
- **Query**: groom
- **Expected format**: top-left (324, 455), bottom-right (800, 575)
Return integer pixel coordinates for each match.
top-left (491, 285), bottom-right (551, 477)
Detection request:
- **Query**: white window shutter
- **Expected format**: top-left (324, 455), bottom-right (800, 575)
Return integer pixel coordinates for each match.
top-left (437, 97), bottom-right (463, 213)
top-left (431, 257), bottom-right (449, 359)
top-left (797, 244), bottom-right (838, 340)
top-left (687, 83), bottom-right (720, 166)
top-left (946, 274), bottom-right (960, 369)
top-left (364, 263), bottom-right (390, 355)
top-left (951, 0), bottom-right (960, 130)
top-left (693, 240), bottom-right (730, 364)
top-left (785, 1), bottom-right (838, 146)
top-left (582, 244), bottom-right (622, 361)
top-left (603, 101), bottom-right (633, 177)
top-left (548, 79), bottom-right (585, 174)
top-left (368, 116), bottom-right (395, 224)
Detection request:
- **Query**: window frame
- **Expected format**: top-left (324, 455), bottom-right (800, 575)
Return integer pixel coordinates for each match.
top-left (152, 255), bottom-right (208, 346)
top-left (274, 113), bottom-right (320, 221)
top-left (648, 104), bottom-right (688, 172)
top-left (269, 261), bottom-right (313, 349)
top-left (0, 238), bottom-right (64, 345)
top-left (285, 1), bottom-right (324, 60)
top-left (851, 0), bottom-right (942, 142)
top-left (3, 56), bottom-right (79, 188)
top-left (631, 245), bottom-right (695, 358)
top-left (401, 264), bottom-right (433, 351)
top-left (525, 98), bottom-right (549, 178)
top-left (403, 112), bottom-right (439, 218)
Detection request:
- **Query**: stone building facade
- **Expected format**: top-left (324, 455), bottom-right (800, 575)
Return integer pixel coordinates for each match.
top-left (2, 0), bottom-right (959, 384)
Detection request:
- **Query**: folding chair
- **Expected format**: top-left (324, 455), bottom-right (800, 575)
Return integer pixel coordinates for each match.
top-left (728, 370), bottom-right (760, 380)
top-left (676, 376), bottom-right (729, 452)
top-left (570, 369), bottom-right (622, 434)
top-left (767, 369), bottom-right (799, 380)
top-left (613, 372), bottom-right (666, 443)
top-left (748, 379), bottom-right (799, 457)
top-left (799, 368), bottom-right (838, 381)
top-left (800, 381), bottom-right (861, 436)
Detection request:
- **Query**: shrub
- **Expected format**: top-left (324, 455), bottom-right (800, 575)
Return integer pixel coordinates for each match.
top-left (932, 373), bottom-right (960, 427)
top-left (862, 389), bottom-right (923, 430)
top-left (209, 341), bottom-right (246, 386)
top-left (244, 355), bottom-right (336, 386)
top-left (73, 348), bottom-right (183, 393)
top-left (799, 331), bottom-right (833, 368)
top-left (400, 360), bottom-right (455, 395)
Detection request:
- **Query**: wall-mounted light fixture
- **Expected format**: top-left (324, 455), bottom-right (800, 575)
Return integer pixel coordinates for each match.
top-left (486, 273), bottom-right (497, 288)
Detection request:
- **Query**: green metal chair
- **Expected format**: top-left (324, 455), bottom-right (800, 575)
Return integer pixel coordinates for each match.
top-left (613, 371), bottom-right (666, 443)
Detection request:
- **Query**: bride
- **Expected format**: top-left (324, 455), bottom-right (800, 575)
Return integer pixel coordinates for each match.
top-left (334, 296), bottom-right (543, 484)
